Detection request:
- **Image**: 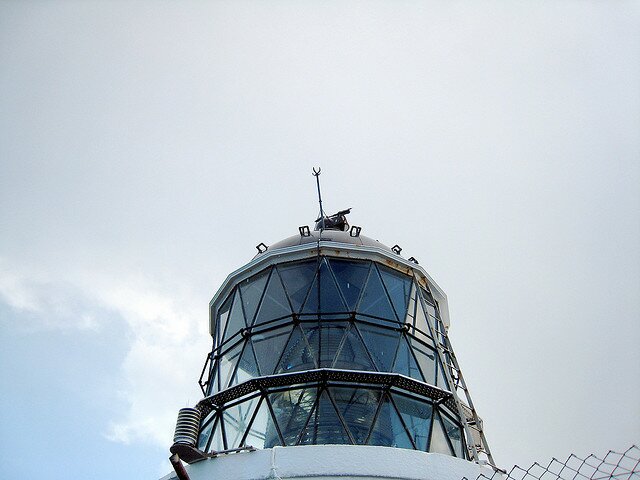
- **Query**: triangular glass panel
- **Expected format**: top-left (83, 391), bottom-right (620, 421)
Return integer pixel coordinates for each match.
top-left (216, 294), bottom-right (232, 346)
top-left (301, 272), bottom-right (320, 314)
top-left (414, 301), bottom-right (435, 347)
top-left (441, 411), bottom-right (464, 458)
top-left (300, 323), bottom-right (320, 366)
top-left (197, 414), bottom-right (216, 451)
top-left (252, 327), bottom-right (292, 376)
top-left (269, 388), bottom-right (316, 445)
top-left (329, 258), bottom-right (370, 310)
top-left (358, 265), bottom-right (397, 320)
top-left (229, 342), bottom-right (260, 387)
top-left (254, 269), bottom-right (292, 325)
top-left (206, 371), bottom-right (217, 396)
top-left (379, 265), bottom-right (412, 322)
top-left (275, 326), bottom-right (317, 374)
top-left (436, 357), bottom-right (450, 391)
top-left (208, 417), bottom-right (224, 452)
top-left (392, 394), bottom-right (433, 451)
top-left (245, 398), bottom-right (280, 449)
top-left (409, 337), bottom-right (436, 385)
top-left (405, 282), bottom-right (417, 327)
top-left (356, 324), bottom-right (400, 372)
top-left (278, 260), bottom-right (317, 312)
top-left (329, 387), bottom-right (380, 444)
top-left (319, 322), bottom-right (349, 367)
top-left (299, 389), bottom-right (350, 445)
top-left (239, 269), bottom-right (269, 326)
top-left (223, 289), bottom-right (247, 343)
top-left (223, 395), bottom-right (260, 449)
top-left (296, 393), bottom-right (319, 445)
top-left (429, 411), bottom-right (454, 455)
top-left (333, 328), bottom-right (376, 371)
top-left (218, 343), bottom-right (243, 390)
top-left (367, 393), bottom-right (413, 449)
top-left (393, 337), bottom-right (424, 382)
top-left (319, 258), bottom-right (348, 313)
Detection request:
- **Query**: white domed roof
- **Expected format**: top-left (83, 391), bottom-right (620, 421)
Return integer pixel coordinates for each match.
top-left (267, 229), bottom-right (392, 252)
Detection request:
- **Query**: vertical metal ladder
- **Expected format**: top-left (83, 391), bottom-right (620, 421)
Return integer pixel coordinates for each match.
top-left (419, 283), bottom-right (496, 466)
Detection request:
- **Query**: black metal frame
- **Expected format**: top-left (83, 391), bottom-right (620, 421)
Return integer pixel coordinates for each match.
top-left (196, 372), bottom-right (466, 458)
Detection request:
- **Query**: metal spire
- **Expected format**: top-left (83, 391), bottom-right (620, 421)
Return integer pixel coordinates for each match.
top-left (312, 167), bottom-right (325, 231)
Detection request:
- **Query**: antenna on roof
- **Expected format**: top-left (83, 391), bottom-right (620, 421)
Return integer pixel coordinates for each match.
top-left (312, 167), bottom-right (325, 231)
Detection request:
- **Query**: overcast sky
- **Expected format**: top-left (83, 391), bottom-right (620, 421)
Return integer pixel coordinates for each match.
top-left (1, 1), bottom-right (639, 479)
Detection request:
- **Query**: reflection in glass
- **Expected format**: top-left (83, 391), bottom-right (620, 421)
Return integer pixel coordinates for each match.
top-left (393, 394), bottom-right (433, 451)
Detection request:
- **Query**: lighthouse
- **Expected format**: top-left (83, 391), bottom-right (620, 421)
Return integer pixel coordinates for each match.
top-left (162, 201), bottom-right (497, 480)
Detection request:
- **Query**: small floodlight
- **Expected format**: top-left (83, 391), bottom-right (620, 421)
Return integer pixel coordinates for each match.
top-left (408, 257), bottom-right (419, 264)
top-left (349, 225), bottom-right (361, 237)
top-left (299, 226), bottom-right (311, 237)
top-left (256, 243), bottom-right (268, 254)
top-left (392, 244), bottom-right (402, 255)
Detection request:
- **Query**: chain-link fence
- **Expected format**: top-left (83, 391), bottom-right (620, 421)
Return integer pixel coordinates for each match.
top-left (468, 446), bottom-right (639, 480)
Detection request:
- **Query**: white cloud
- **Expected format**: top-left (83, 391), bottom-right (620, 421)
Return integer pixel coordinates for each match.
top-left (0, 258), bottom-right (211, 448)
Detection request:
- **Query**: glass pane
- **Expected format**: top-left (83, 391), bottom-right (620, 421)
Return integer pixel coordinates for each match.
top-left (223, 289), bottom-right (247, 344)
top-left (414, 301), bottom-right (435, 346)
top-left (269, 388), bottom-right (316, 445)
top-left (378, 265), bottom-right (412, 321)
top-left (333, 328), bottom-right (376, 371)
top-left (392, 394), bottom-right (433, 451)
top-left (218, 342), bottom-right (243, 390)
top-left (229, 342), bottom-right (260, 387)
top-left (409, 337), bottom-right (436, 385)
top-left (301, 272), bottom-right (320, 313)
top-left (239, 269), bottom-right (269, 326)
top-left (405, 282), bottom-right (417, 326)
top-left (357, 324), bottom-right (400, 372)
top-left (198, 414), bottom-right (215, 451)
top-left (441, 412), bottom-right (464, 458)
top-left (330, 387), bottom-right (380, 444)
top-left (252, 327), bottom-right (292, 376)
top-left (329, 259), bottom-right (370, 310)
top-left (367, 394), bottom-right (413, 449)
top-left (393, 337), bottom-right (424, 382)
top-left (246, 398), bottom-right (280, 449)
top-left (276, 326), bottom-right (317, 373)
top-left (319, 322), bottom-right (348, 367)
top-left (300, 323), bottom-right (320, 366)
top-left (206, 356), bottom-right (217, 395)
top-left (278, 260), bottom-right (317, 312)
top-left (299, 389), bottom-right (349, 445)
top-left (436, 357), bottom-right (451, 391)
top-left (216, 294), bottom-right (232, 346)
top-left (223, 396), bottom-right (260, 449)
top-left (429, 411), bottom-right (454, 455)
top-left (319, 258), bottom-right (347, 313)
top-left (358, 265), bottom-right (397, 320)
top-left (210, 417), bottom-right (224, 452)
top-left (254, 269), bottom-right (292, 325)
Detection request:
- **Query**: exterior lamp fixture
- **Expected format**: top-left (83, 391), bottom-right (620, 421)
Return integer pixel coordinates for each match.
top-left (299, 226), bottom-right (311, 237)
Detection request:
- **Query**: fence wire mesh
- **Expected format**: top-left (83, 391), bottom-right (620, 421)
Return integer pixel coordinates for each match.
top-left (467, 446), bottom-right (639, 480)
